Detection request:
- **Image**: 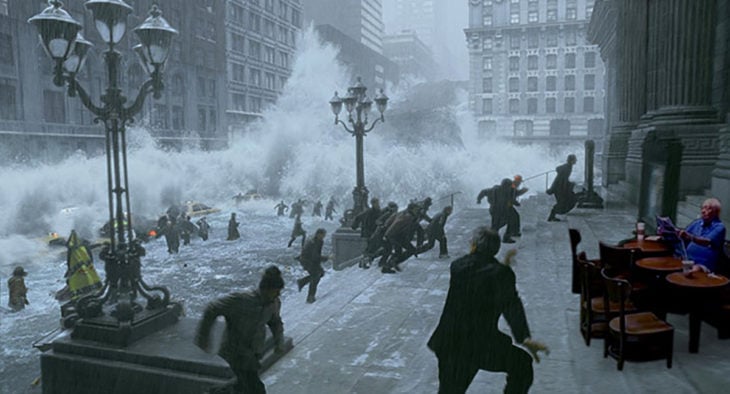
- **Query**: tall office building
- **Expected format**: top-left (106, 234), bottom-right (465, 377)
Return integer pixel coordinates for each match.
top-left (465, 0), bottom-right (605, 142)
top-left (225, 0), bottom-right (302, 133)
top-left (303, 0), bottom-right (384, 54)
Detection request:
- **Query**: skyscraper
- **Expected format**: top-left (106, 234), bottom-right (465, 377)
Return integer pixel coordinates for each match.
top-left (466, 0), bottom-right (605, 142)
top-left (303, 0), bottom-right (384, 54)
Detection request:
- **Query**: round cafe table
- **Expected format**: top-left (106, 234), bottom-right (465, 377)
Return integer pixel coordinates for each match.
top-left (666, 271), bottom-right (730, 353)
top-left (622, 239), bottom-right (673, 256)
top-left (635, 256), bottom-right (683, 272)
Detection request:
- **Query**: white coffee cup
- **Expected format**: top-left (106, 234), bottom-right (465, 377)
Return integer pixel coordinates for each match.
top-left (636, 222), bottom-right (646, 241)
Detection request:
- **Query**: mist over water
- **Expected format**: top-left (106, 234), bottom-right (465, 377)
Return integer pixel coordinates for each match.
top-left (0, 27), bottom-right (581, 269)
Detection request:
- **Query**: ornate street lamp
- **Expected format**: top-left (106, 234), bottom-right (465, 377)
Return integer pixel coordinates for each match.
top-left (29, 0), bottom-right (180, 346)
top-left (329, 77), bottom-right (389, 223)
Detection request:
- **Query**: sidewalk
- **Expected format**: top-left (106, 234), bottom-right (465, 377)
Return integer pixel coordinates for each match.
top-left (263, 193), bottom-right (730, 393)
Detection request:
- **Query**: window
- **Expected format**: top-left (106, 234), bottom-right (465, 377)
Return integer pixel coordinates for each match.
top-left (209, 109), bottom-right (216, 131)
top-left (172, 74), bottom-right (184, 96)
top-left (483, 14), bottom-right (493, 26)
top-left (483, 38), bottom-right (493, 51)
top-left (197, 76), bottom-right (206, 97)
top-left (587, 3), bottom-right (594, 19)
top-left (232, 93), bottom-right (246, 111)
top-left (566, 8), bottom-right (577, 19)
top-left (208, 79), bottom-right (216, 99)
top-left (172, 106), bottom-right (184, 129)
top-left (230, 3), bottom-right (244, 23)
top-left (565, 75), bottom-right (575, 90)
top-left (483, 77), bottom-right (493, 93)
top-left (264, 19), bottom-right (275, 39)
top-left (265, 72), bottom-right (275, 90)
top-left (584, 74), bottom-right (595, 90)
top-left (514, 120), bottom-right (533, 137)
top-left (584, 97), bottom-right (595, 113)
top-left (231, 33), bottom-right (245, 53)
top-left (509, 77), bottom-right (520, 92)
top-left (510, 34), bottom-right (521, 50)
top-left (250, 97), bottom-right (262, 113)
top-left (565, 97), bottom-right (575, 113)
top-left (528, 32), bottom-right (538, 49)
top-left (483, 57), bottom-right (493, 71)
top-left (153, 104), bottom-right (168, 129)
top-left (249, 40), bottom-right (261, 59)
top-left (565, 30), bottom-right (577, 46)
top-left (565, 53), bottom-right (576, 69)
top-left (509, 56), bottom-right (520, 72)
top-left (249, 68), bottom-right (261, 86)
top-left (291, 9), bottom-right (301, 28)
top-left (44, 90), bottom-right (65, 123)
top-left (528, 11), bottom-right (538, 23)
top-left (528, 55), bottom-right (538, 70)
top-left (265, 46), bottom-right (275, 63)
top-left (0, 34), bottom-right (12, 65)
top-left (0, 81), bottom-right (16, 120)
top-left (280, 51), bottom-right (289, 68)
top-left (547, 31), bottom-right (558, 47)
top-left (0, 0), bottom-right (7, 15)
top-left (584, 52), bottom-right (596, 68)
top-left (547, 8), bottom-right (557, 21)
top-left (546, 54), bottom-right (557, 69)
top-left (249, 12), bottom-right (261, 31)
top-left (510, 12), bottom-right (520, 24)
top-left (232, 63), bottom-right (245, 82)
top-left (527, 98), bottom-right (538, 114)
top-left (527, 77), bottom-right (537, 92)
top-left (546, 97), bottom-right (556, 113)
top-left (509, 98), bottom-right (520, 114)
top-left (482, 98), bottom-right (493, 115)
top-left (198, 107), bottom-right (207, 131)
top-left (546, 76), bottom-right (556, 91)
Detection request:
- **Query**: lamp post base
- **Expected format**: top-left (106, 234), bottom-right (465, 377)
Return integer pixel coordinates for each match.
top-left (41, 317), bottom-right (294, 394)
top-left (331, 227), bottom-right (368, 271)
top-left (70, 303), bottom-right (182, 347)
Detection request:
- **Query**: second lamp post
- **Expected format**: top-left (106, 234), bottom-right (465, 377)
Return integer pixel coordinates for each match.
top-left (329, 77), bottom-right (389, 223)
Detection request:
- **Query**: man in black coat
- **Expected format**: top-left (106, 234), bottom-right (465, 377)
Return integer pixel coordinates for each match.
top-left (381, 203), bottom-right (420, 273)
top-left (547, 154), bottom-right (578, 222)
top-left (478, 178), bottom-right (516, 243)
top-left (417, 205), bottom-right (453, 258)
top-left (296, 228), bottom-right (329, 303)
top-left (428, 227), bottom-right (548, 394)
top-left (352, 197), bottom-right (381, 238)
top-left (227, 213), bottom-right (240, 241)
top-left (505, 175), bottom-right (529, 239)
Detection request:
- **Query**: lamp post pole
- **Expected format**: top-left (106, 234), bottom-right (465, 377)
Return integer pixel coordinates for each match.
top-left (329, 77), bottom-right (389, 224)
top-left (29, 0), bottom-right (180, 346)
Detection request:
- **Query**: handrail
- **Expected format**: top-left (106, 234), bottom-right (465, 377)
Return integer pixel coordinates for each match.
top-left (523, 170), bottom-right (556, 192)
top-left (435, 191), bottom-right (462, 210)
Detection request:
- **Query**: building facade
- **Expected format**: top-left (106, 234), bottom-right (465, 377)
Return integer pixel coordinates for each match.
top-left (225, 0), bottom-right (302, 135)
top-left (465, 0), bottom-right (605, 145)
top-left (303, 0), bottom-right (384, 54)
top-left (382, 30), bottom-right (438, 81)
top-left (0, 0), bottom-right (228, 163)
top-left (303, 0), bottom-right (397, 88)
top-left (588, 0), bottom-right (730, 224)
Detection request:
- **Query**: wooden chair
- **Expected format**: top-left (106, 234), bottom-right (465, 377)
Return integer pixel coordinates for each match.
top-left (578, 253), bottom-right (606, 346)
top-left (570, 228), bottom-right (600, 294)
top-left (598, 242), bottom-right (637, 275)
top-left (601, 268), bottom-right (674, 371)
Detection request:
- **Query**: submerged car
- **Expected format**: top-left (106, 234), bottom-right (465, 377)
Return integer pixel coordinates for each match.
top-left (165, 201), bottom-right (220, 220)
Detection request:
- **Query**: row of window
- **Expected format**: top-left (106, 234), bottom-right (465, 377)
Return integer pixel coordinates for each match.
top-left (482, 30), bottom-right (584, 51)
top-left (231, 62), bottom-right (288, 91)
top-left (483, 73), bottom-right (596, 93)
top-left (483, 52), bottom-right (596, 71)
top-left (482, 96), bottom-right (598, 115)
top-left (229, 2), bottom-right (302, 30)
top-left (230, 33), bottom-right (291, 68)
top-left (231, 93), bottom-right (264, 113)
top-left (482, 0), bottom-right (591, 26)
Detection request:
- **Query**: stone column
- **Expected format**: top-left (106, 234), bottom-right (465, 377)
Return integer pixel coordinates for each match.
top-left (642, 0), bottom-right (721, 198)
top-left (621, 0), bottom-right (649, 204)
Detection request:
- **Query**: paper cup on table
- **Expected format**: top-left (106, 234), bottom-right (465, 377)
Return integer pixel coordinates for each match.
top-left (682, 260), bottom-right (694, 273)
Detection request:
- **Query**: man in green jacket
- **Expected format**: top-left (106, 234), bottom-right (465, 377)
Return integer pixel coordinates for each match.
top-left (195, 266), bottom-right (286, 394)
